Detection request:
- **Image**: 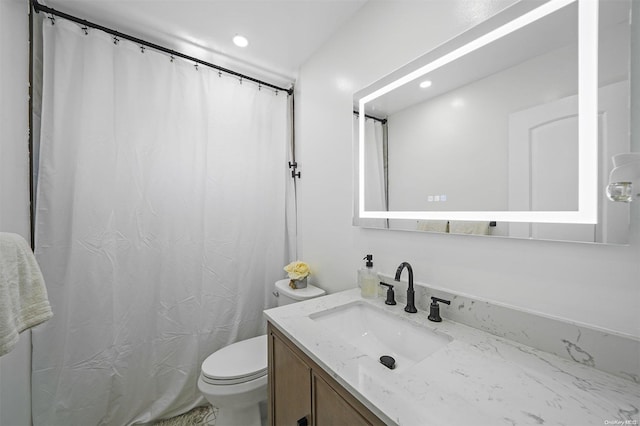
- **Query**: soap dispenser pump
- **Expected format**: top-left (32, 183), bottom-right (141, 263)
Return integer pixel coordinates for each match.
top-left (358, 254), bottom-right (378, 298)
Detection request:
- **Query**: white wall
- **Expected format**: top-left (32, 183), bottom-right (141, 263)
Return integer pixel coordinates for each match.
top-left (296, 0), bottom-right (640, 337)
top-left (0, 0), bottom-right (33, 424)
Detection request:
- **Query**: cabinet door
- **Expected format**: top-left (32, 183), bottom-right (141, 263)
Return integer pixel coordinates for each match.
top-left (269, 330), bottom-right (312, 426)
top-left (312, 373), bottom-right (371, 426)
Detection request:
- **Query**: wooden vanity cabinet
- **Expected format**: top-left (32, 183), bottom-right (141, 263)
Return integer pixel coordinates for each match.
top-left (268, 323), bottom-right (385, 426)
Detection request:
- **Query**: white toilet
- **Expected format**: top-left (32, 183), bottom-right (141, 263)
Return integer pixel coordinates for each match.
top-left (198, 279), bottom-right (325, 426)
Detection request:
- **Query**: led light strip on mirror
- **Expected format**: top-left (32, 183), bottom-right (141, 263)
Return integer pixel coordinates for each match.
top-left (358, 0), bottom-right (598, 224)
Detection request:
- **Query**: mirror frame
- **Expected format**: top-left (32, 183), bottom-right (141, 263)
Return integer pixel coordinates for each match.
top-left (355, 0), bottom-right (599, 224)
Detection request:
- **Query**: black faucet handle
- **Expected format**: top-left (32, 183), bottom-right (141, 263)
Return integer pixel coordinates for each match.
top-left (379, 282), bottom-right (397, 305)
top-left (428, 297), bottom-right (450, 322)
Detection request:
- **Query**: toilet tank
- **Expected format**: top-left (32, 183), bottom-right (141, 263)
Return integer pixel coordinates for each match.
top-left (274, 279), bottom-right (326, 307)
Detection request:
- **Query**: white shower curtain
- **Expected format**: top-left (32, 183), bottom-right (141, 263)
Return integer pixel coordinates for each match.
top-left (32, 19), bottom-right (290, 425)
top-left (353, 115), bottom-right (387, 228)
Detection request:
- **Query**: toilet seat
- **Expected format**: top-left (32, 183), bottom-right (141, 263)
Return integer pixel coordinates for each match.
top-left (201, 335), bottom-right (267, 385)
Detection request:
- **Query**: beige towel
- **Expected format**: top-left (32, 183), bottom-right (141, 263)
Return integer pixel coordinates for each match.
top-left (0, 233), bottom-right (53, 357)
top-left (417, 220), bottom-right (449, 233)
top-left (449, 221), bottom-right (490, 235)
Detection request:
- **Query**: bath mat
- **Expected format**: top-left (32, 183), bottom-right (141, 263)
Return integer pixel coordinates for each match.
top-left (154, 405), bottom-right (217, 426)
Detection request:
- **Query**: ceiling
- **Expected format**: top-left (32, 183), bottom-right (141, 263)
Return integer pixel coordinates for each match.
top-left (40, 0), bottom-right (368, 88)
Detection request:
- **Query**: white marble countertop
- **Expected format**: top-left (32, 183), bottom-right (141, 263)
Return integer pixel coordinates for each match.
top-left (264, 289), bottom-right (640, 426)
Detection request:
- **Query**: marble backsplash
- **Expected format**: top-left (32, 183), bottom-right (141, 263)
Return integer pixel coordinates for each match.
top-left (378, 273), bottom-right (640, 384)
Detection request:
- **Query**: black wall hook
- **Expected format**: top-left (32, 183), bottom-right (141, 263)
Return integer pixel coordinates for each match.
top-left (289, 161), bottom-right (301, 179)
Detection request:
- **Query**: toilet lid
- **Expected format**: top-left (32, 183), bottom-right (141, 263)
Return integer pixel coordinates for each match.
top-left (201, 335), bottom-right (267, 385)
top-left (275, 279), bottom-right (326, 301)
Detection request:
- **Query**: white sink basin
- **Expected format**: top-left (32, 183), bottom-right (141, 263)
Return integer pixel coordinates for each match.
top-left (310, 302), bottom-right (452, 372)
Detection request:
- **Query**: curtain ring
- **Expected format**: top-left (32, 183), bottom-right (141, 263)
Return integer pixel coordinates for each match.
top-left (81, 26), bottom-right (88, 35)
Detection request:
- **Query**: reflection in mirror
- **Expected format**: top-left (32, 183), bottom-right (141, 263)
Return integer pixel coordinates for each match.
top-left (353, 0), bottom-right (631, 244)
top-left (353, 112), bottom-right (388, 229)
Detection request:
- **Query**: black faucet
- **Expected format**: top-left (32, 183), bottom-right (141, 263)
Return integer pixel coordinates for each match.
top-left (394, 262), bottom-right (417, 313)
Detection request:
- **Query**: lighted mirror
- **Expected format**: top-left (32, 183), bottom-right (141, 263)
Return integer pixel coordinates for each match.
top-left (353, 0), bottom-right (631, 244)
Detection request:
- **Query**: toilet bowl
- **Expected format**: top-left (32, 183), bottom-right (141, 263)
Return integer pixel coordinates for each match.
top-left (198, 335), bottom-right (268, 426)
top-left (198, 279), bottom-right (325, 426)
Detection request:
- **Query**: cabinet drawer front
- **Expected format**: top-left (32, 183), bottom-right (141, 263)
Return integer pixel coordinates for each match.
top-left (313, 373), bottom-right (372, 426)
top-left (269, 328), bottom-right (311, 425)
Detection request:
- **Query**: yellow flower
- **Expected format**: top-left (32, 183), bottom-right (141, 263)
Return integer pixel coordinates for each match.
top-left (284, 261), bottom-right (310, 280)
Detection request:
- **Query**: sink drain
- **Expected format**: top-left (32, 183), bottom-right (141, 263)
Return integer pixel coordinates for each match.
top-left (379, 355), bottom-right (396, 370)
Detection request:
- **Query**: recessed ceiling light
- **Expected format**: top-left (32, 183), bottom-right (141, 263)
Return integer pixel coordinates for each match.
top-left (233, 35), bottom-right (249, 48)
top-left (419, 80), bottom-right (432, 89)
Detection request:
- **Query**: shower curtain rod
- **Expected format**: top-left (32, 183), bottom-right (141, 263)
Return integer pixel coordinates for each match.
top-left (353, 110), bottom-right (387, 124)
top-left (31, 0), bottom-right (294, 96)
